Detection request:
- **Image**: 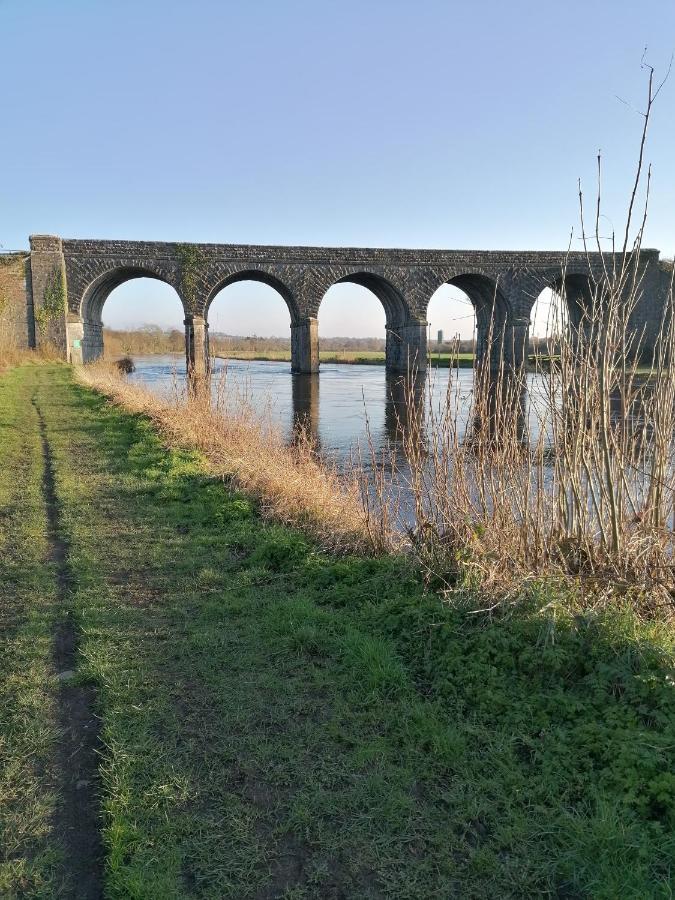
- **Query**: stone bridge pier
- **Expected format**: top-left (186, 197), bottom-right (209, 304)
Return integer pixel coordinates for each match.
top-left (289, 316), bottom-right (427, 376)
top-left (290, 317), bottom-right (319, 374)
top-left (385, 320), bottom-right (428, 374)
top-left (184, 315), bottom-right (209, 377)
top-left (20, 235), bottom-right (670, 384)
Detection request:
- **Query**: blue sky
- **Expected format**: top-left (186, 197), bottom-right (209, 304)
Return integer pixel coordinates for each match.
top-left (2, 0), bottom-right (674, 337)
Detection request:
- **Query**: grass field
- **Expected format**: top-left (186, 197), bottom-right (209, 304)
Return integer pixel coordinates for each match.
top-left (1, 363), bottom-right (674, 898)
top-left (214, 349), bottom-right (476, 367)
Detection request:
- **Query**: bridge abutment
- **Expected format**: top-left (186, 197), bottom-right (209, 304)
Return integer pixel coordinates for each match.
top-left (28, 235), bottom-right (69, 358)
top-left (66, 316), bottom-right (85, 364)
top-left (291, 317), bottom-right (319, 374)
top-left (0, 252), bottom-right (33, 350)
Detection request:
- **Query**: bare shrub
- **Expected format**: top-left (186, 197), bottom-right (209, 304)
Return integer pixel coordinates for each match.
top-left (363, 64), bottom-right (675, 611)
top-left (116, 356), bottom-right (135, 374)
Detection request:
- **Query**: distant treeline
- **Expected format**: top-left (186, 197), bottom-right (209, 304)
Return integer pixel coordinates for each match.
top-left (103, 327), bottom-right (185, 357)
top-left (103, 326), bottom-right (558, 358)
top-left (103, 327), bottom-right (390, 357)
top-left (103, 325), bottom-right (396, 357)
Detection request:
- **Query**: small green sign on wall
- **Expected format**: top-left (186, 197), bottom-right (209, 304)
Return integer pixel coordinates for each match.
top-left (73, 339), bottom-right (81, 349)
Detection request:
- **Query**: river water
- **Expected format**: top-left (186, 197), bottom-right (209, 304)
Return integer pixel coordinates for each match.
top-left (129, 354), bottom-right (550, 469)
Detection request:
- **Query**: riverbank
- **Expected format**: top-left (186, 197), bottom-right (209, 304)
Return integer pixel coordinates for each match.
top-left (1, 363), bottom-right (673, 898)
top-left (215, 349), bottom-right (476, 367)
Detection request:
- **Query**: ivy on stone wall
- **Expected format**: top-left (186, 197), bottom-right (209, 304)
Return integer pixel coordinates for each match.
top-left (176, 243), bottom-right (204, 309)
top-left (36, 266), bottom-right (65, 334)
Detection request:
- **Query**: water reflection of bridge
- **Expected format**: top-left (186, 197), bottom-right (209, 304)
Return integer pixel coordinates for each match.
top-left (290, 372), bottom-right (424, 450)
top-left (290, 370), bottom-right (530, 454)
top-left (288, 368), bottom-right (653, 457)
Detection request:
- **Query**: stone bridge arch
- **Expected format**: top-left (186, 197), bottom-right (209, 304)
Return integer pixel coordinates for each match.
top-left (422, 269), bottom-right (521, 370)
top-left (540, 269), bottom-right (596, 325)
top-left (328, 271), bottom-right (409, 323)
top-left (202, 267), bottom-right (302, 322)
top-left (74, 264), bottom-right (184, 363)
top-left (291, 265), bottom-right (427, 373)
top-left (202, 268), bottom-right (298, 366)
top-left (201, 265), bottom-right (309, 372)
top-left (312, 268), bottom-right (421, 373)
top-left (526, 268), bottom-right (598, 356)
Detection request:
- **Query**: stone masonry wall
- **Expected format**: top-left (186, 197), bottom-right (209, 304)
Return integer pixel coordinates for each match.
top-left (0, 253), bottom-right (32, 351)
top-left (29, 235), bottom-right (68, 357)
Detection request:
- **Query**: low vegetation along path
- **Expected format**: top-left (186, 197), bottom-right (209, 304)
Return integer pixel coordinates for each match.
top-left (1, 364), bottom-right (674, 899)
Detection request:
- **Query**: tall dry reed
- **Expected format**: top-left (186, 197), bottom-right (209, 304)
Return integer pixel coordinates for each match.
top-left (367, 64), bottom-right (675, 609)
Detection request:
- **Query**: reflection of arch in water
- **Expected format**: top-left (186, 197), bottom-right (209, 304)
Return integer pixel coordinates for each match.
top-left (291, 374), bottom-right (320, 447)
top-left (384, 371), bottom-right (426, 446)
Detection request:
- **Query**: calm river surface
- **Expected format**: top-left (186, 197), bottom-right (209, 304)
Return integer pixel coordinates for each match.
top-left (129, 354), bottom-right (549, 469)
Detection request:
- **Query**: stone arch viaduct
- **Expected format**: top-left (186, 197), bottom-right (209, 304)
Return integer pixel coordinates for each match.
top-left (19, 235), bottom-right (672, 375)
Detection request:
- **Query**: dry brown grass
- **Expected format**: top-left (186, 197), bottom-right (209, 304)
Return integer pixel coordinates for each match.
top-left (76, 362), bottom-right (379, 555)
top-left (0, 322), bottom-right (25, 372)
top-left (0, 334), bottom-right (62, 374)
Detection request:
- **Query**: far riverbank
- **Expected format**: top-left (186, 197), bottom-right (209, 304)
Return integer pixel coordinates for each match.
top-left (215, 349), bottom-right (476, 367)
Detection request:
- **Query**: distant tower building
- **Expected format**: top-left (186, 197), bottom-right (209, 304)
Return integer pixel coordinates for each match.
top-left (437, 329), bottom-right (443, 345)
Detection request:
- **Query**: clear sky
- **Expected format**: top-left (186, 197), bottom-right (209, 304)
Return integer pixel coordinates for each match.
top-left (2, 0), bottom-right (673, 338)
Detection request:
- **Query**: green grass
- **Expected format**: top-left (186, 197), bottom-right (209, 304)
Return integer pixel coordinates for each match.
top-left (215, 349), bottom-right (476, 367)
top-left (1, 363), bottom-right (674, 897)
top-left (0, 365), bottom-right (61, 896)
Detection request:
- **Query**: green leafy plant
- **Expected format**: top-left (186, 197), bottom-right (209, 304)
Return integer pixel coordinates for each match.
top-left (35, 266), bottom-right (65, 334)
top-left (176, 243), bottom-right (203, 309)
